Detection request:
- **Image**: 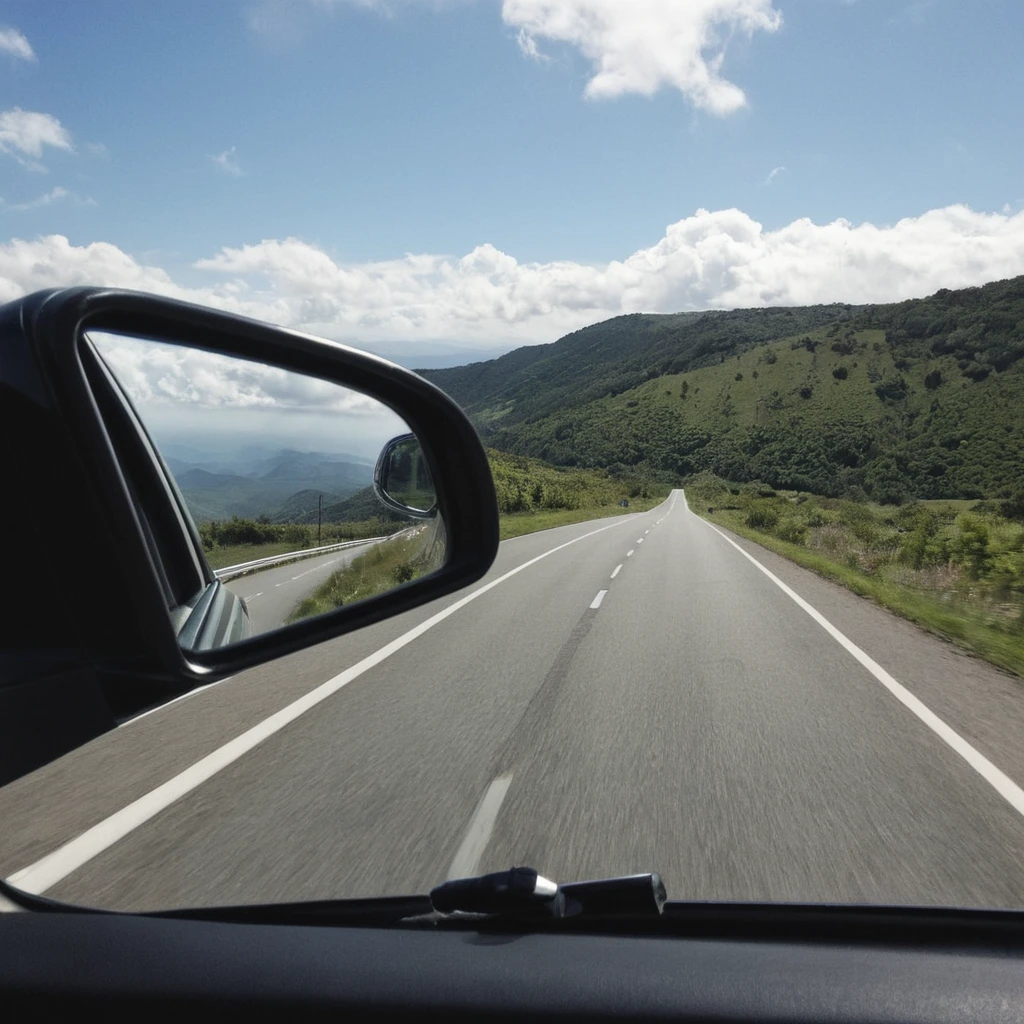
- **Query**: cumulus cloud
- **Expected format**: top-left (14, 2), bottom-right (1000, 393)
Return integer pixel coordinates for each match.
top-left (501, 0), bottom-right (782, 114)
top-left (0, 26), bottom-right (35, 62)
top-left (0, 108), bottom-right (73, 171)
top-left (0, 234), bottom-right (287, 315)
top-left (211, 146), bottom-right (243, 176)
top-left (2, 205), bottom-right (1024, 349)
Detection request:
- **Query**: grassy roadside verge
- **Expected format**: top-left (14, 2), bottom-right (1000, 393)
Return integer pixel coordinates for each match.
top-left (498, 497), bottom-right (665, 540)
top-left (206, 541), bottom-right (306, 570)
top-left (685, 476), bottom-right (1024, 678)
top-left (201, 517), bottom-right (397, 570)
top-left (287, 528), bottom-right (440, 622)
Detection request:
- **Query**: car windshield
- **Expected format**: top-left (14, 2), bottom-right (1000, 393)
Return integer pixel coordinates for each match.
top-left (2, 0), bottom-right (1024, 915)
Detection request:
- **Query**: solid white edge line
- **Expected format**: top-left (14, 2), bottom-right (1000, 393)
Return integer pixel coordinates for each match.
top-left (446, 774), bottom-right (513, 880)
top-left (610, 565), bottom-right (622, 579)
top-left (686, 490), bottom-right (1024, 821)
top-left (590, 590), bottom-right (608, 610)
top-left (9, 513), bottom-right (640, 896)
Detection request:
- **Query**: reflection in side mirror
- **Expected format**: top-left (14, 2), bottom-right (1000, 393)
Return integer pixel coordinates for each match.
top-left (374, 434), bottom-right (437, 519)
top-left (86, 333), bottom-right (449, 649)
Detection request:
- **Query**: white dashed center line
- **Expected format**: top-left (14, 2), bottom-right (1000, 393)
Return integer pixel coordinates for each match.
top-left (447, 774), bottom-right (514, 880)
top-left (610, 564), bottom-right (622, 579)
top-left (627, 550), bottom-right (634, 557)
top-left (590, 590), bottom-right (608, 610)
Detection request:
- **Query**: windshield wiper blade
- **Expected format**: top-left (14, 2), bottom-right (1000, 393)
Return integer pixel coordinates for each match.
top-left (430, 867), bottom-right (667, 921)
top-left (151, 894), bottom-right (434, 927)
top-left (0, 877), bottom-right (433, 927)
top-left (1, 869), bottom-right (666, 928)
top-left (151, 869), bottom-right (666, 928)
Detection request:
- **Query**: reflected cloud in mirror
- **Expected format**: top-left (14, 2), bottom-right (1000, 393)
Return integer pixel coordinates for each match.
top-left (88, 332), bottom-right (446, 646)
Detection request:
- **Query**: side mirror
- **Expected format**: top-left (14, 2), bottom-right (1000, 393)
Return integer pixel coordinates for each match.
top-left (374, 433), bottom-right (437, 519)
top-left (0, 287), bottom-right (499, 768)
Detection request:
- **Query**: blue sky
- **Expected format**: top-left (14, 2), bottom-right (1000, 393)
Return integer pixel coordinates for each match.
top-left (1, 0), bottom-right (1023, 359)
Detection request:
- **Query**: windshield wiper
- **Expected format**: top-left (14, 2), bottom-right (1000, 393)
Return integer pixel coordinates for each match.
top-left (0, 868), bottom-right (666, 929)
top-left (148, 868), bottom-right (666, 928)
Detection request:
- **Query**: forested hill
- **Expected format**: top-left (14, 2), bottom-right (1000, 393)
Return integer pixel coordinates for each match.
top-left (423, 276), bottom-right (1024, 502)
top-left (420, 304), bottom-right (863, 426)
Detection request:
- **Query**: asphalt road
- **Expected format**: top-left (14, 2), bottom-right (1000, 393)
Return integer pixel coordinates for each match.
top-left (223, 538), bottom-right (383, 634)
top-left (6, 490), bottom-right (1024, 912)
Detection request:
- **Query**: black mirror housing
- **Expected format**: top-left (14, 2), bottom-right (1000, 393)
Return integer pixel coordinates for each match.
top-left (0, 287), bottom-right (499, 737)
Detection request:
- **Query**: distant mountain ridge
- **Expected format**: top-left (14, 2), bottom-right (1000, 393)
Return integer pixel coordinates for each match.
top-left (164, 447), bottom-right (374, 521)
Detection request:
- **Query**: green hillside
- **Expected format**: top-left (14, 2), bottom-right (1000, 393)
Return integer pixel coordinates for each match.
top-left (279, 485), bottom-right (405, 526)
top-left (487, 448), bottom-right (664, 513)
top-left (461, 277), bottom-right (1024, 503)
top-left (271, 488), bottom-right (344, 523)
top-left (422, 304), bottom-right (862, 427)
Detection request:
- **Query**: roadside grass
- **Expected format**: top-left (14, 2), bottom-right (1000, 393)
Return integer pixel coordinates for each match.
top-left (487, 448), bottom-right (669, 515)
top-left (685, 474), bottom-right (1024, 678)
top-left (499, 498), bottom-right (664, 540)
top-left (206, 541), bottom-right (302, 570)
top-left (287, 531), bottom-right (435, 622)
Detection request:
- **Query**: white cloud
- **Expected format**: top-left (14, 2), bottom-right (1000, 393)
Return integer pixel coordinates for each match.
top-left (0, 26), bottom-right (35, 62)
top-left (0, 235), bottom-right (287, 315)
top-left (0, 108), bottom-right (73, 171)
top-left (764, 165), bottom-right (785, 185)
top-left (3, 186), bottom-right (68, 210)
top-left (501, 0), bottom-right (782, 114)
top-left (211, 146), bottom-right (243, 176)
top-left (2, 205), bottom-right (1023, 349)
top-left (516, 27), bottom-right (545, 61)
top-left (91, 334), bottom-right (382, 414)
top-left (0, 186), bottom-right (96, 211)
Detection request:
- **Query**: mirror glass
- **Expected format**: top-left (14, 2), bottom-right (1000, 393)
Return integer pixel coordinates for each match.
top-left (375, 434), bottom-right (436, 517)
top-left (86, 331), bottom-right (447, 648)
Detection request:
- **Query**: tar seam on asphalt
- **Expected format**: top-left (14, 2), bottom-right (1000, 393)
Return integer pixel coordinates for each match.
top-left (491, 602), bottom-right (606, 777)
